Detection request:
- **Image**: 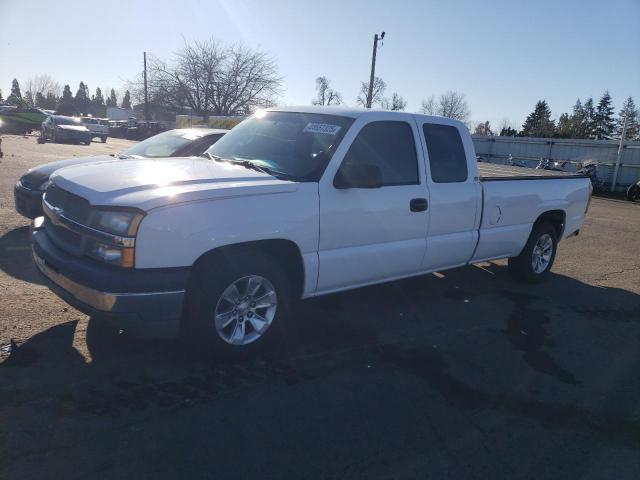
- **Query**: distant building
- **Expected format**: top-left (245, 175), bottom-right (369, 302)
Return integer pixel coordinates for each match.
top-left (107, 107), bottom-right (135, 121)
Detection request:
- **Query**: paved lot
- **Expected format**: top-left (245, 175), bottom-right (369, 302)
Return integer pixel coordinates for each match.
top-left (0, 135), bottom-right (639, 479)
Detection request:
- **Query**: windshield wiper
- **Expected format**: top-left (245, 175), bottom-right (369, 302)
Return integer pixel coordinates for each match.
top-left (199, 151), bottom-right (223, 161)
top-left (230, 159), bottom-right (294, 180)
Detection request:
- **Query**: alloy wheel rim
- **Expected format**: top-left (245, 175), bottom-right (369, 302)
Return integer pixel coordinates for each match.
top-left (214, 275), bottom-right (277, 346)
top-left (531, 234), bottom-right (553, 274)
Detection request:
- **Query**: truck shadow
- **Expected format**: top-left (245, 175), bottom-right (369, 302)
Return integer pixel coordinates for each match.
top-left (0, 226), bottom-right (45, 285)
top-left (2, 264), bottom-right (640, 446)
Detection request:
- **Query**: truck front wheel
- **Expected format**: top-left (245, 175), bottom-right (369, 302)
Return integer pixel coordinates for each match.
top-left (182, 249), bottom-right (291, 356)
top-left (508, 222), bottom-right (558, 283)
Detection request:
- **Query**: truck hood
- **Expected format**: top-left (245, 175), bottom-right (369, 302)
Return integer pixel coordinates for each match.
top-left (50, 157), bottom-right (298, 211)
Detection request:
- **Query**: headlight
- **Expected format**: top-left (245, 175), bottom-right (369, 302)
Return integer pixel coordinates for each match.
top-left (83, 208), bottom-right (144, 268)
top-left (91, 209), bottom-right (144, 236)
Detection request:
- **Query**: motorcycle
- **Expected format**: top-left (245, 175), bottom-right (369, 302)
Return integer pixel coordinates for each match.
top-left (536, 158), bottom-right (568, 171)
top-left (627, 180), bottom-right (640, 202)
top-left (576, 161), bottom-right (598, 187)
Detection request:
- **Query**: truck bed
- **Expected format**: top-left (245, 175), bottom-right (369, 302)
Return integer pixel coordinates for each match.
top-left (478, 163), bottom-right (588, 181)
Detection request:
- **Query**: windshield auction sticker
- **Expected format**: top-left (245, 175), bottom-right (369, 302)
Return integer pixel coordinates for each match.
top-left (303, 123), bottom-right (342, 135)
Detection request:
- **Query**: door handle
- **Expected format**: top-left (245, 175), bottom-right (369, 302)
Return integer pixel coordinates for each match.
top-left (410, 198), bottom-right (428, 212)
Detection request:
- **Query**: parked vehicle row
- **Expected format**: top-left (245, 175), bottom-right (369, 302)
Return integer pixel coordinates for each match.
top-left (29, 107), bottom-right (592, 355)
top-left (15, 128), bottom-right (227, 218)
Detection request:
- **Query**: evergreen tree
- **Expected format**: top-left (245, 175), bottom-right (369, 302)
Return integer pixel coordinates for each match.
top-left (582, 97), bottom-right (597, 138)
top-left (35, 92), bottom-right (46, 108)
top-left (90, 87), bottom-right (106, 117)
top-left (0, 88), bottom-right (3, 103)
top-left (520, 100), bottom-right (555, 138)
top-left (569, 99), bottom-right (588, 138)
top-left (121, 90), bottom-right (132, 109)
top-left (43, 92), bottom-right (58, 110)
top-left (555, 113), bottom-right (573, 138)
top-left (615, 96), bottom-right (638, 140)
top-left (594, 91), bottom-right (615, 139)
top-left (499, 126), bottom-right (518, 136)
top-left (24, 90), bottom-right (35, 108)
top-left (105, 88), bottom-right (118, 108)
top-left (6, 78), bottom-right (26, 106)
top-left (56, 84), bottom-right (76, 115)
top-left (74, 81), bottom-right (91, 115)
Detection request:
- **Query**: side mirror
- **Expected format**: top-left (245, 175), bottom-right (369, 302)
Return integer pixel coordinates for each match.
top-left (334, 162), bottom-right (383, 189)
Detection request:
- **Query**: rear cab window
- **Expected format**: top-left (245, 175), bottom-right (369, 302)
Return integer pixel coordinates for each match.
top-left (422, 123), bottom-right (468, 183)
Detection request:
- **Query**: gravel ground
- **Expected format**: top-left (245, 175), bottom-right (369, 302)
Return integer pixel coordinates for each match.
top-left (0, 134), bottom-right (639, 479)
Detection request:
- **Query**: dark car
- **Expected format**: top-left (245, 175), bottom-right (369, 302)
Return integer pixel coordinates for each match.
top-left (40, 115), bottom-right (93, 145)
top-left (15, 128), bottom-right (228, 218)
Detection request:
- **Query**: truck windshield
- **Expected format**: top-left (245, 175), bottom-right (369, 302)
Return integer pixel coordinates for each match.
top-left (206, 111), bottom-right (354, 181)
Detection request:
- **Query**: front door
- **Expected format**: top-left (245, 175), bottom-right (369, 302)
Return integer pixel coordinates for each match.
top-left (317, 113), bottom-right (429, 293)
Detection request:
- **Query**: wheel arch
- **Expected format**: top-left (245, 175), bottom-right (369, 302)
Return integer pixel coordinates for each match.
top-left (533, 209), bottom-right (566, 239)
top-left (189, 239), bottom-right (306, 300)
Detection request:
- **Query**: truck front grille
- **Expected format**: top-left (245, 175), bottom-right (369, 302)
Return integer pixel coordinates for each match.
top-left (45, 185), bottom-right (92, 225)
top-left (43, 185), bottom-right (91, 256)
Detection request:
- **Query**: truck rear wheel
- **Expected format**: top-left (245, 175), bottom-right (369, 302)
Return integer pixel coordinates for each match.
top-left (508, 222), bottom-right (558, 283)
top-left (182, 249), bottom-right (291, 356)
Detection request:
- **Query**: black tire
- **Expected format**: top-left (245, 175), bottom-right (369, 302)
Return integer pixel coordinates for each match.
top-left (181, 249), bottom-right (292, 357)
top-left (627, 184), bottom-right (640, 202)
top-left (508, 222), bottom-right (558, 283)
top-left (101, 136), bottom-right (107, 143)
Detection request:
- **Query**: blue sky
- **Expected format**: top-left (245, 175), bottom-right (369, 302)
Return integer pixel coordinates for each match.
top-left (1, 0), bottom-right (638, 128)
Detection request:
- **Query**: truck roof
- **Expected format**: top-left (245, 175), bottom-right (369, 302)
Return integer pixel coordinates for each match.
top-left (268, 105), bottom-right (467, 129)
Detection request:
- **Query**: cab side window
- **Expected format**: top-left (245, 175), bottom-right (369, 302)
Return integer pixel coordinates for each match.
top-left (340, 121), bottom-right (419, 186)
top-left (423, 123), bottom-right (468, 183)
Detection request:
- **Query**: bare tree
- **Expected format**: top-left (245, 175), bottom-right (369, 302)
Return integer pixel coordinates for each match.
top-left (385, 92), bottom-right (407, 111)
top-left (356, 77), bottom-right (386, 108)
top-left (130, 39), bottom-right (282, 118)
top-left (474, 121), bottom-right (494, 136)
top-left (420, 91), bottom-right (470, 122)
top-left (312, 76), bottom-right (342, 106)
top-left (420, 96), bottom-right (437, 115)
top-left (24, 74), bottom-right (61, 107)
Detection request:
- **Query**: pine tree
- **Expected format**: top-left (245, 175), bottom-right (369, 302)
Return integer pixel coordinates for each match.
top-left (0, 88), bottom-right (3, 103)
top-left (90, 87), bottom-right (106, 117)
top-left (520, 100), bottom-right (556, 138)
top-left (556, 113), bottom-right (573, 138)
top-left (6, 78), bottom-right (26, 106)
top-left (35, 92), bottom-right (46, 108)
top-left (43, 92), bottom-right (58, 110)
top-left (499, 126), bottom-right (518, 136)
top-left (121, 90), bottom-right (131, 109)
top-left (24, 90), bottom-right (35, 108)
top-left (74, 82), bottom-right (91, 115)
top-left (582, 98), bottom-right (597, 138)
top-left (57, 84), bottom-right (76, 115)
top-left (569, 99), bottom-right (588, 138)
top-left (594, 91), bottom-right (615, 139)
top-left (615, 96), bottom-right (638, 140)
top-left (105, 88), bottom-right (118, 108)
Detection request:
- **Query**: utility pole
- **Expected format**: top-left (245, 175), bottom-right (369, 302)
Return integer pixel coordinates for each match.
top-left (143, 51), bottom-right (149, 121)
top-left (366, 31), bottom-right (385, 108)
top-left (611, 113), bottom-right (628, 192)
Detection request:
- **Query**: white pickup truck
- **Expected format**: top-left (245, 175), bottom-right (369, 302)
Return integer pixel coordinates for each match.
top-left (32, 107), bottom-right (592, 353)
